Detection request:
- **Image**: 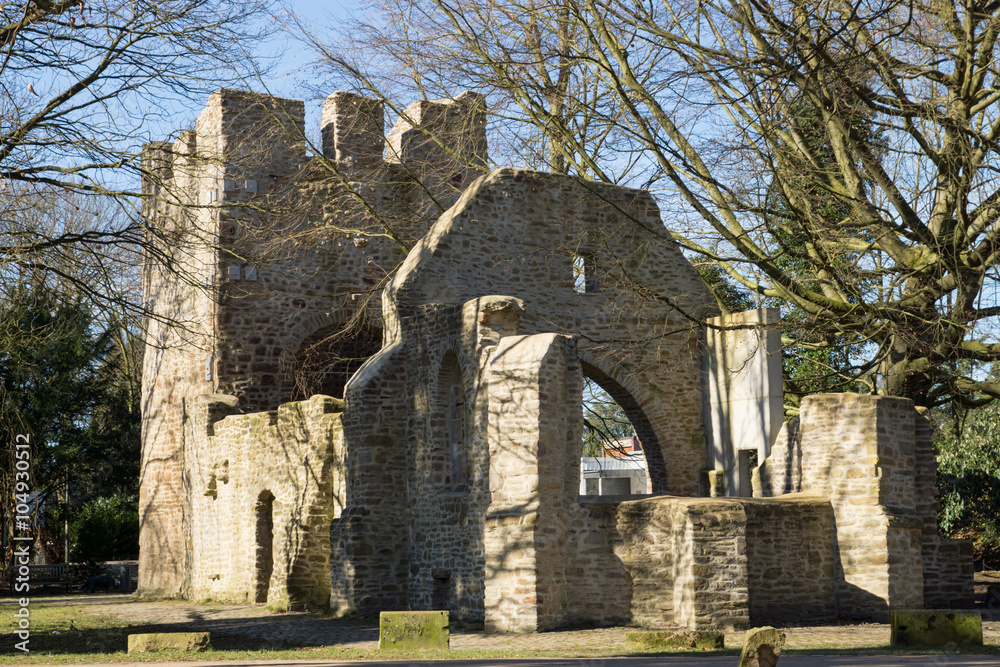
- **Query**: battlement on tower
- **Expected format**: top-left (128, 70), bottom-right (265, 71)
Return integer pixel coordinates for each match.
top-left (147, 88), bottom-right (487, 192)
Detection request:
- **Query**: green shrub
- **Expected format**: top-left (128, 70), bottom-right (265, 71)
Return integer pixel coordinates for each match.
top-left (935, 406), bottom-right (1000, 569)
top-left (70, 495), bottom-right (139, 563)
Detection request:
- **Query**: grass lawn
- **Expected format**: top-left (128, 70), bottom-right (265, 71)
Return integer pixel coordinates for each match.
top-left (1, 598), bottom-right (998, 664)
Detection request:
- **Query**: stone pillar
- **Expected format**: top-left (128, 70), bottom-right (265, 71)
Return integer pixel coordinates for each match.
top-left (704, 308), bottom-right (783, 496)
top-left (796, 394), bottom-right (924, 619)
top-left (673, 500), bottom-right (750, 630)
top-left (483, 333), bottom-right (582, 632)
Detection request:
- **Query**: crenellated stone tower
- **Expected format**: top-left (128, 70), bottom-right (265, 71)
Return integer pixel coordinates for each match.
top-left (139, 88), bottom-right (487, 596)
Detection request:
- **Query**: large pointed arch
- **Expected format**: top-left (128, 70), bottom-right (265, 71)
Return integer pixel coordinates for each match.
top-left (580, 360), bottom-right (667, 494)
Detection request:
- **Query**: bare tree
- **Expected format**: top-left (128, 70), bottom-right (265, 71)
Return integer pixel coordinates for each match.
top-left (0, 0), bottom-right (275, 311)
top-left (292, 0), bottom-right (1000, 408)
top-left (0, 0), bottom-right (278, 573)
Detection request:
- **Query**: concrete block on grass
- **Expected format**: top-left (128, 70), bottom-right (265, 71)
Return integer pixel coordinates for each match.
top-left (379, 610), bottom-right (449, 650)
top-left (890, 610), bottom-right (983, 646)
top-left (625, 630), bottom-right (724, 650)
top-left (738, 626), bottom-right (785, 667)
top-left (127, 632), bottom-right (211, 654)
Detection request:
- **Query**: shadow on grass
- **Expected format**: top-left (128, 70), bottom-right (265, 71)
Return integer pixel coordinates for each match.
top-left (0, 621), bottom-right (301, 657)
top-left (0, 606), bottom-right (381, 658)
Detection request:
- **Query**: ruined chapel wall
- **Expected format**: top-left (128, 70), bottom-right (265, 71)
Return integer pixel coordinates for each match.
top-left (183, 394), bottom-right (343, 609)
top-left (765, 394), bottom-right (925, 619)
top-left (333, 344), bottom-right (412, 614)
top-left (402, 304), bottom-right (492, 623)
top-left (758, 393), bottom-right (974, 617)
top-left (914, 408), bottom-right (975, 608)
top-left (387, 169), bottom-right (718, 497)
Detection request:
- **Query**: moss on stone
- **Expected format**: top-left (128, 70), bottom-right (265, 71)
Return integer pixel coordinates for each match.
top-left (127, 632), bottom-right (211, 654)
top-left (378, 610), bottom-right (449, 650)
top-left (738, 626), bottom-right (785, 667)
top-left (625, 630), bottom-right (724, 650)
top-left (890, 609), bottom-right (983, 646)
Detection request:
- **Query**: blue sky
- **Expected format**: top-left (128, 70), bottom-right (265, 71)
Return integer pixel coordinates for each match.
top-left (252, 0), bottom-right (356, 99)
top-left (155, 0), bottom-right (358, 149)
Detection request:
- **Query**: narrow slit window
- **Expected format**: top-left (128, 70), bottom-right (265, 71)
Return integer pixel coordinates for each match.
top-left (572, 253), bottom-right (599, 294)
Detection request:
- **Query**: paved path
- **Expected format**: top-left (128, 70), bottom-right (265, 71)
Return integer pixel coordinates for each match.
top-left (40, 596), bottom-right (1000, 652)
top-left (35, 657), bottom-right (1000, 667)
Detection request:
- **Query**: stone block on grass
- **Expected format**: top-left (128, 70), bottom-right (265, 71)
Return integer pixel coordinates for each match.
top-left (127, 632), bottom-right (211, 654)
top-left (378, 610), bottom-right (449, 650)
top-left (890, 610), bottom-right (982, 646)
top-left (625, 630), bottom-right (724, 650)
top-left (738, 626), bottom-right (785, 667)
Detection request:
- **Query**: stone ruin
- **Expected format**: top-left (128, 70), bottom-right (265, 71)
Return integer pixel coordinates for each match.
top-left (139, 89), bottom-right (974, 630)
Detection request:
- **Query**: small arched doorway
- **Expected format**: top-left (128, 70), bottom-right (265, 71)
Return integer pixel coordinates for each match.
top-left (254, 490), bottom-right (275, 603)
top-left (579, 361), bottom-right (667, 495)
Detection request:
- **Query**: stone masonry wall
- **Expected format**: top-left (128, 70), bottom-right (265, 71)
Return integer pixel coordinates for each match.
top-left (757, 393), bottom-right (964, 620)
top-left (333, 296), bottom-right (523, 621)
top-left (183, 394), bottom-right (344, 609)
top-left (141, 88), bottom-right (486, 597)
top-left (743, 496), bottom-right (837, 624)
top-left (569, 494), bottom-right (836, 631)
top-left (914, 408), bottom-right (976, 608)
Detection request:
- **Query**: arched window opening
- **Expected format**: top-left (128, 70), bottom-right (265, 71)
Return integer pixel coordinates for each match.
top-left (436, 352), bottom-right (468, 492)
top-left (291, 326), bottom-right (382, 401)
top-left (579, 361), bottom-right (666, 496)
top-left (254, 490), bottom-right (275, 603)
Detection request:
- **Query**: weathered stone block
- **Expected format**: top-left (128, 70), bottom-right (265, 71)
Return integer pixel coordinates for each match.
top-left (890, 610), bottom-right (983, 646)
top-left (127, 632), bottom-right (211, 654)
top-left (379, 610), bottom-right (449, 650)
top-left (625, 630), bottom-right (724, 650)
top-left (738, 626), bottom-right (785, 667)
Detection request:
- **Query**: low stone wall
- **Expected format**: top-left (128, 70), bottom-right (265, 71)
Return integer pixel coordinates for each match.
top-left (575, 496), bottom-right (747, 631)
top-left (922, 539), bottom-right (976, 608)
top-left (567, 494), bottom-right (837, 631)
top-left (183, 394), bottom-right (344, 609)
top-left (743, 496), bottom-right (837, 624)
top-left (564, 500), bottom-right (632, 628)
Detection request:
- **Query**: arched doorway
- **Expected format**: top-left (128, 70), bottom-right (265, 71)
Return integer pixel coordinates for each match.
top-left (291, 326), bottom-right (382, 400)
top-left (579, 361), bottom-right (667, 495)
top-left (254, 490), bottom-right (275, 603)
